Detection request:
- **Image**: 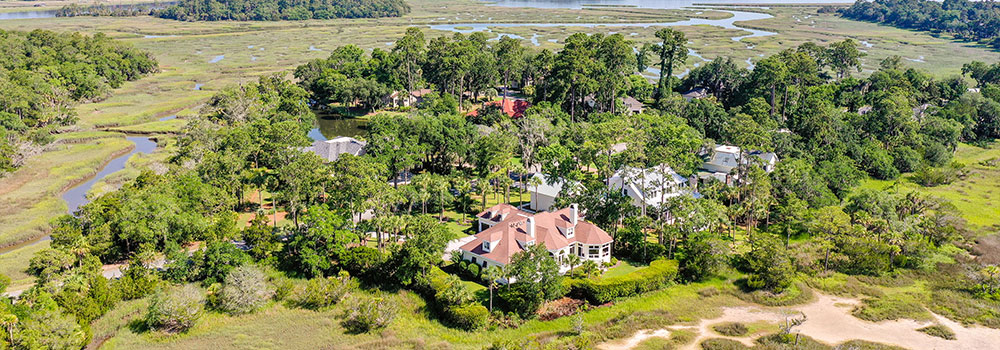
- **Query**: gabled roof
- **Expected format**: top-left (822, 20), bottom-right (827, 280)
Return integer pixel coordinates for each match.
top-left (307, 136), bottom-right (366, 162)
top-left (623, 96), bottom-right (644, 111)
top-left (477, 203), bottom-right (529, 223)
top-left (462, 206), bottom-right (613, 264)
top-left (529, 173), bottom-right (579, 198)
top-left (611, 165), bottom-right (689, 207)
top-left (468, 99), bottom-right (531, 119)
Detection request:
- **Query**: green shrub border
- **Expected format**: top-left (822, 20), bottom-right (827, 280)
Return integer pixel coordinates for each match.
top-left (565, 259), bottom-right (679, 304)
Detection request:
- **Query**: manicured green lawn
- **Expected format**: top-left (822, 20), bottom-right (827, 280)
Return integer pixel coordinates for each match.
top-left (600, 259), bottom-right (646, 279)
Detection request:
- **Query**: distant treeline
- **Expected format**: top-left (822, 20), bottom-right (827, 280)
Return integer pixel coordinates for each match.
top-left (840, 0), bottom-right (1000, 48)
top-left (0, 30), bottom-right (157, 174)
top-left (157, 0), bottom-right (410, 21)
top-left (56, 2), bottom-right (174, 18)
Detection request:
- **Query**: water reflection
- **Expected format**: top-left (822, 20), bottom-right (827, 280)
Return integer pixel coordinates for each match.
top-left (309, 114), bottom-right (368, 141)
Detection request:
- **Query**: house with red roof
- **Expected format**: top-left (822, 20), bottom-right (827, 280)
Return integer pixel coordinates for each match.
top-left (460, 203), bottom-right (613, 278)
top-left (467, 99), bottom-right (531, 119)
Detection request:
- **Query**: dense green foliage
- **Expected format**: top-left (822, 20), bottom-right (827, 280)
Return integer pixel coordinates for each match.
top-left (566, 259), bottom-right (678, 304)
top-left (841, 0), bottom-right (1000, 48)
top-left (156, 0), bottom-right (410, 21)
top-left (0, 30), bottom-right (157, 174)
top-left (13, 25), bottom-right (1000, 346)
top-left (145, 284), bottom-right (205, 333)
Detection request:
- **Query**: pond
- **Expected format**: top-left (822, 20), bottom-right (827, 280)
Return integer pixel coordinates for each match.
top-left (309, 114), bottom-right (368, 141)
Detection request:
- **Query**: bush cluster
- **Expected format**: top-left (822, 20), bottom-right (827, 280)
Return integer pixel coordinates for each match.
top-left (423, 266), bottom-right (489, 330)
top-left (566, 259), bottom-right (679, 304)
top-left (290, 272), bottom-right (357, 310)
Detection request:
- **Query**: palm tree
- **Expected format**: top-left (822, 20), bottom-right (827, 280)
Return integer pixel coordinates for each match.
top-left (482, 266), bottom-right (502, 312)
top-left (1, 314), bottom-right (17, 345)
top-left (566, 254), bottom-right (582, 275)
top-left (452, 177), bottom-right (472, 224)
top-left (528, 175), bottom-right (543, 211)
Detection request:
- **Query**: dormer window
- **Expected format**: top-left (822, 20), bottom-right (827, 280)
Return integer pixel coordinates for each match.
top-left (483, 241), bottom-right (492, 252)
top-left (565, 227), bottom-right (575, 238)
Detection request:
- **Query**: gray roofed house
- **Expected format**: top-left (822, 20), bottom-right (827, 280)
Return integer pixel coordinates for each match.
top-left (608, 165), bottom-right (692, 210)
top-left (529, 173), bottom-right (580, 212)
top-left (623, 96), bottom-right (644, 115)
top-left (682, 87), bottom-right (708, 101)
top-left (306, 136), bottom-right (366, 162)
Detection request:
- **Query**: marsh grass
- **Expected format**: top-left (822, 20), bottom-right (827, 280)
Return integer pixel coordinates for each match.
top-left (916, 324), bottom-right (956, 340)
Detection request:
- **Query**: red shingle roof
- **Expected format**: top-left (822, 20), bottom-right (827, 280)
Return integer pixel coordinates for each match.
top-left (461, 206), bottom-right (613, 264)
top-left (467, 99), bottom-right (531, 119)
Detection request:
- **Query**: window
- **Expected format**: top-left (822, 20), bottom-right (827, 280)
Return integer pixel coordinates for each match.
top-left (482, 261), bottom-right (487, 267)
top-left (589, 247), bottom-right (599, 258)
top-left (472, 257), bottom-right (478, 264)
top-left (483, 241), bottom-right (491, 251)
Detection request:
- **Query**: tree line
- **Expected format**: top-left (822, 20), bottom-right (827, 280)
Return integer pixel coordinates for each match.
top-left (0, 29), bottom-right (158, 176)
top-left (840, 0), bottom-right (1000, 48)
top-left (155, 0), bottom-right (410, 21)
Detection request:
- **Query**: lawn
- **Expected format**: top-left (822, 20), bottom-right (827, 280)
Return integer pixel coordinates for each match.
top-left (860, 142), bottom-right (1000, 228)
top-left (600, 259), bottom-right (646, 279)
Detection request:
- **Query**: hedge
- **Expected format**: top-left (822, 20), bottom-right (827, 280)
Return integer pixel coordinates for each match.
top-left (566, 259), bottom-right (679, 304)
top-left (424, 266), bottom-right (489, 330)
top-left (448, 303), bottom-right (489, 330)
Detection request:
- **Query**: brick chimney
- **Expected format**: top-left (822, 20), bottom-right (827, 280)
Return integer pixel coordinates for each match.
top-left (570, 203), bottom-right (579, 226)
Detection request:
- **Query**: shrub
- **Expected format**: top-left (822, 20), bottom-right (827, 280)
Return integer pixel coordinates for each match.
top-left (852, 293), bottom-right (931, 322)
top-left (339, 246), bottom-right (385, 281)
top-left (712, 322), bottom-right (748, 336)
top-left (145, 284), bottom-right (205, 333)
top-left (291, 272), bottom-right (357, 309)
top-left (448, 303), bottom-right (489, 330)
top-left (700, 338), bottom-right (749, 350)
top-left (498, 282), bottom-right (545, 317)
top-left (466, 263), bottom-right (481, 279)
top-left (219, 265), bottom-right (273, 314)
top-left (566, 259), bottom-right (679, 304)
top-left (271, 275), bottom-right (295, 301)
top-left (911, 162), bottom-right (965, 187)
top-left (917, 324), bottom-right (956, 340)
top-left (113, 263), bottom-right (160, 300)
top-left (342, 295), bottom-right (397, 333)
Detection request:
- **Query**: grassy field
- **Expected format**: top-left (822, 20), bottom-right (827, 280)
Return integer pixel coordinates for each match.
top-left (97, 273), bottom-right (748, 349)
top-left (861, 143), bottom-right (1000, 229)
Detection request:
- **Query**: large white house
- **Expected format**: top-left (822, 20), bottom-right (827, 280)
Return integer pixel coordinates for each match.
top-left (461, 204), bottom-right (613, 276)
top-left (608, 165), bottom-right (694, 210)
top-left (700, 145), bottom-right (778, 184)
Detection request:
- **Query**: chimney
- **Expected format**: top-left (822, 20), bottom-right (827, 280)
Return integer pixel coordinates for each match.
top-left (570, 203), bottom-right (579, 226)
top-left (526, 217), bottom-right (535, 238)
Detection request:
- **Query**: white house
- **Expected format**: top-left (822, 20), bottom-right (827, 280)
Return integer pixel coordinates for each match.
top-left (699, 145), bottom-right (779, 184)
top-left (460, 204), bottom-right (613, 277)
top-left (528, 173), bottom-right (579, 212)
top-left (608, 165), bottom-right (692, 210)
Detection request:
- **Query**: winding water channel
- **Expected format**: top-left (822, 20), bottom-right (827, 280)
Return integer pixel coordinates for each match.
top-left (0, 137), bottom-right (157, 255)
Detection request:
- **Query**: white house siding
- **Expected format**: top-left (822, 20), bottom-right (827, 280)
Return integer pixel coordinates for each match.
top-left (530, 192), bottom-right (557, 212)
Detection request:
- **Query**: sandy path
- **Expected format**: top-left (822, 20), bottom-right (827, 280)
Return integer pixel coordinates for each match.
top-left (598, 292), bottom-right (1000, 350)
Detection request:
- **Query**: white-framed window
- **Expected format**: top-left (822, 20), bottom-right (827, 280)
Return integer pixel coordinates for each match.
top-left (483, 241), bottom-right (491, 251)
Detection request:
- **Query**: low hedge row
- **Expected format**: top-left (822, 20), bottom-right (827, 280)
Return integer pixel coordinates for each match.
top-left (425, 266), bottom-right (489, 330)
top-left (566, 259), bottom-right (679, 304)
